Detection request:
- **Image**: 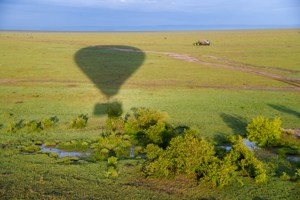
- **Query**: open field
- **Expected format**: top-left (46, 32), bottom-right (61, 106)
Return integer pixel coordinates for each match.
top-left (0, 29), bottom-right (299, 133)
top-left (0, 29), bottom-right (300, 199)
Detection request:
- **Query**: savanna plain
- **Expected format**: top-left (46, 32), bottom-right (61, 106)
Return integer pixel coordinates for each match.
top-left (0, 29), bottom-right (300, 199)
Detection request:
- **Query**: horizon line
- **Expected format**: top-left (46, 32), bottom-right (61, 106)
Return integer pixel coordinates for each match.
top-left (1, 24), bottom-right (299, 32)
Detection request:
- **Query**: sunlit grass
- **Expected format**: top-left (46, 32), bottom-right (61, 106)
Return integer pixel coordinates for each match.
top-left (0, 29), bottom-right (299, 199)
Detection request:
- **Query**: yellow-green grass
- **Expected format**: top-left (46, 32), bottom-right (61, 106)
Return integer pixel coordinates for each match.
top-left (1, 29), bottom-right (300, 199)
top-left (0, 152), bottom-right (299, 199)
top-left (0, 29), bottom-right (299, 135)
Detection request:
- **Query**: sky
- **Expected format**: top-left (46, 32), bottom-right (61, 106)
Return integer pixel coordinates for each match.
top-left (0, 0), bottom-right (299, 31)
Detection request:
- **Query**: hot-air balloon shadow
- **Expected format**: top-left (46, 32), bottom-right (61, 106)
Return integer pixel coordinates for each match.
top-left (74, 45), bottom-right (145, 116)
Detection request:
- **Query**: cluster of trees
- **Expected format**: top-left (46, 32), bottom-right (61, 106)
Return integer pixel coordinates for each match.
top-left (144, 132), bottom-right (266, 187)
top-left (95, 107), bottom-right (271, 187)
top-left (247, 116), bottom-right (300, 156)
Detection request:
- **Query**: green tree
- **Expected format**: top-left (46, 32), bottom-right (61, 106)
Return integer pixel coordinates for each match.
top-left (246, 116), bottom-right (282, 147)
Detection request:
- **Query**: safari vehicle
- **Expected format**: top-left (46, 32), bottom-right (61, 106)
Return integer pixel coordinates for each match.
top-left (193, 40), bottom-right (211, 46)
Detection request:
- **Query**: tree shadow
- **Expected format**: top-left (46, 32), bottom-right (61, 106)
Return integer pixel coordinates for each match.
top-left (74, 45), bottom-right (145, 116)
top-left (220, 113), bottom-right (248, 136)
top-left (268, 104), bottom-right (300, 118)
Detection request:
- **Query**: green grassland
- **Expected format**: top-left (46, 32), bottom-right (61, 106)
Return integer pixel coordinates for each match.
top-left (0, 29), bottom-right (299, 132)
top-left (0, 29), bottom-right (300, 199)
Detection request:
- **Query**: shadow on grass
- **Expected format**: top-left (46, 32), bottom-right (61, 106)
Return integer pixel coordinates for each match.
top-left (220, 113), bottom-right (248, 136)
top-left (74, 45), bottom-right (145, 116)
top-left (94, 101), bottom-right (123, 117)
top-left (268, 104), bottom-right (300, 118)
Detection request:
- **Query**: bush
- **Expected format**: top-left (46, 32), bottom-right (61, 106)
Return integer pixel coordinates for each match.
top-left (295, 169), bottom-right (300, 179)
top-left (106, 156), bottom-right (119, 177)
top-left (70, 114), bottom-right (88, 129)
top-left (280, 172), bottom-right (291, 181)
top-left (7, 120), bottom-right (24, 133)
top-left (96, 130), bottom-right (132, 160)
top-left (41, 116), bottom-right (59, 128)
top-left (56, 140), bottom-right (90, 151)
top-left (143, 133), bottom-right (236, 186)
top-left (7, 116), bottom-right (59, 133)
top-left (107, 156), bottom-right (118, 168)
top-left (144, 133), bottom-right (239, 188)
top-left (246, 116), bottom-right (282, 147)
top-left (198, 158), bottom-right (236, 188)
top-left (20, 145), bottom-right (40, 153)
top-left (105, 117), bottom-right (125, 134)
top-left (277, 131), bottom-right (300, 153)
top-left (125, 107), bottom-right (175, 147)
top-left (27, 120), bottom-right (43, 132)
top-left (106, 167), bottom-right (118, 177)
top-left (226, 136), bottom-right (267, 184)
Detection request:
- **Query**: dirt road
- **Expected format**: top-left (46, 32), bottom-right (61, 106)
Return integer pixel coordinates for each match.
top-left (104, 46), bottom-right (300, 89)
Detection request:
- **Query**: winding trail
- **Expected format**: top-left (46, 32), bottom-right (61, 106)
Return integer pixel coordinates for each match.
top-left (104, 46), bottom-right (300, 89)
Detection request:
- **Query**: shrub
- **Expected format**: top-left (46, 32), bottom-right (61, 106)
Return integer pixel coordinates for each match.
top-left (20, 145), bottom-right (40, 153)
top-left (44, 141), bottom-right (57, 147)
top-left (7, 120), bottom-right (24, 133)
top-left (125, 107), bottom-right (174, 147)
top-left (27, 121), bottom-right (43, 132)
top-left (198, 158), bottom-right (236, 188)
top-left (295, 169), bottom-right (300, 179)
top-left (6, 116), bottom-right (58, 133)
top-left (56, 140), bottom-right (90, 151)
top-left (96, 130), bottom-right (132, 160)
top-left (125, 107), bottom-right (168, 129)
top-left (277, 131), bottom-right (300, 153)
top-left (226, 136), bottom-right (267, 184)
top-left (70, 114), bottom-right (88, 129)
top-left (144, 134), bottom-right (267, 187)
top-left (280, 172), bottom-right (291, 181)
top-left (41, 116), bottom-right (59, 128)
top-left (106, 156), bottom-right (119, 177)
top-left (105, 117), bottom-right (125, 134)
top-left (144, 133), bottom-right (235, 185)
top-left (246, 116), bottom-right (282, 147)
top-left (107, 156), bottom-right (118, 168)
top-left (133, 146), bottom-right (144, 157)
top-left (144, 133), bottom-right (240, 188)
top-left (106, 166), bottom-right (118, 177)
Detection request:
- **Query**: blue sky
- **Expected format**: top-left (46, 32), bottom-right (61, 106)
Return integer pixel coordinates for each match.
top-left (0, 0), bottom-right (299, 31)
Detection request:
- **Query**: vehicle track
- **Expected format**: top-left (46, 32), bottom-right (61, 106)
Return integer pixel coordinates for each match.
top-left (103, 46), bottom-right (300, 88)
top-left (1, 46), bottom-right (299, 91)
